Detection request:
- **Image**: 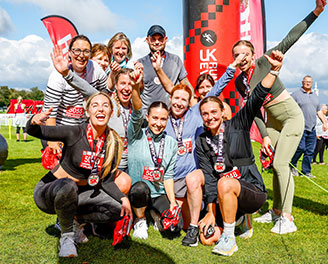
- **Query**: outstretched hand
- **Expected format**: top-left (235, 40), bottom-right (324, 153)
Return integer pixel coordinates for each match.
top-left (314, 0), bottom-right (326, 16)
top-left (50, 45), bottom-right (70, 76)
top-left (264, 50), bottom-right (284, 72)
top-left (31, 107), bottom-right (53, 125)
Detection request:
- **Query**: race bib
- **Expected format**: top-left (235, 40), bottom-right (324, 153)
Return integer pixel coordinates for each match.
top-left (221, 167), bottom-right (241, 179)
top-left (142, 166), bottom-right (164, 182)
top-left (65, 106), bottom-right (84, 119)
top-left (80, 151), bottom-right (104, 171)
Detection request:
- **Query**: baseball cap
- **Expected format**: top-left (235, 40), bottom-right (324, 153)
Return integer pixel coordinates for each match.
top-left (147, 25), bottom-right (166, 37)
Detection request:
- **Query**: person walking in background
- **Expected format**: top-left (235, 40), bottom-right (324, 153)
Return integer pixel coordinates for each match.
top-left (312, 104), bottom-right (328, 165)
top-left (290, 76), bottom-right (328, 178)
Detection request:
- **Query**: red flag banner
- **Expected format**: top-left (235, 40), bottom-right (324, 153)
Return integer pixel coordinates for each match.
top-left (41, 15), bottom-right (79, 57)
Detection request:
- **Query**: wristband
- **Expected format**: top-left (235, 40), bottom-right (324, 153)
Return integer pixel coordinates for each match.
top-left (270, 70), bottom-right (279, 77)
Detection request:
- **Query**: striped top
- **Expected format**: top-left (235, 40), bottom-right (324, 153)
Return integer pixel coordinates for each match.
top-left (44, 60), bottom-right (108, 126)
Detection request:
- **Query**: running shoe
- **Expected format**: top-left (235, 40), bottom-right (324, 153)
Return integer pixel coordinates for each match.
top-left (254, 210), bottom-right (279, 223)
top-left (235, 214), bottom-right (253, 239)
top-left (59, 232), bottom-right (77, 258)
top-left (182, 225), bottom-right (199, 247)
top-left (73, 220), bottom-right (88, 244)
top-left (290, 167), bottom-right (299, 177)
top-left (271, 214), bottom-right (297, 234)
top-left (212, 232), bottom-right (238, 256)
top-left (305, 173), bottom-right (316, 178)
top-left (132, 218), bottom-right (148, 239)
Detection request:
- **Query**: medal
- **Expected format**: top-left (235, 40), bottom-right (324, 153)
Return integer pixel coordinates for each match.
top-left (177, 145), bottom-right (187, 156)
top-left (214, 162), bottom-right (225, 173)
top-left (88, 174), bottom-right (100, 186)
top-left (152, 169), bottom-right (162, 181)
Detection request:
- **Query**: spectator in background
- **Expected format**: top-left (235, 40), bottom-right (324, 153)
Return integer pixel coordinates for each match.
top-left (14, 96), bottom-right (27, 142)
top-left (290, 76), bottom-right (328, 178)
top-left (312, 104), bottom-right (328, 165)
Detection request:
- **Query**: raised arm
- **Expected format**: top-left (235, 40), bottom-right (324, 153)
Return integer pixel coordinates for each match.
top-left (151, 51), bottom-right (174, 94)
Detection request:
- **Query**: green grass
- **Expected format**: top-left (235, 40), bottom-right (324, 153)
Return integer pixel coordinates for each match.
top-left (0, 125), bottom-right (327, 263)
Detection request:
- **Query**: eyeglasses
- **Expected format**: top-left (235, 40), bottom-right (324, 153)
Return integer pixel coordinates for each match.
top-left (70, 48), bottom-right (91, 56)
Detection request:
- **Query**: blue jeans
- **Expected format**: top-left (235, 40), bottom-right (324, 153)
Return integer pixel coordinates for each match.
top-left (291, 129), bottom-right (317, 174)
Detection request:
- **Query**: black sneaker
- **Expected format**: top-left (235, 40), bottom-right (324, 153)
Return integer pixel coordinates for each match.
top-left (182, 225), bottom-right (199, 247)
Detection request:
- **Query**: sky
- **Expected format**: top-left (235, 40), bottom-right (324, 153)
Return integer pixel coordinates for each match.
top-left (1, 0), bottom-right (328, 104)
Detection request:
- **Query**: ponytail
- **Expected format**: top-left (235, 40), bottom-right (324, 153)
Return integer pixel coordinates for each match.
top-left (102, 127), bottom-right (123, 178)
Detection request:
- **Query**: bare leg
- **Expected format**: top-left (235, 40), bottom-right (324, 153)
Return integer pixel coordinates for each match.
top-left (176, 197), bottom-right (190, 230)
top-left (114, 170), bottom-right (132, 195)
top-left (186, 169), bottom-right (205, 225)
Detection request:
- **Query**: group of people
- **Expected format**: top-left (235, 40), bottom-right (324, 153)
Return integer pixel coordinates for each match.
top-left (27, 0), bottom-right (327, 258)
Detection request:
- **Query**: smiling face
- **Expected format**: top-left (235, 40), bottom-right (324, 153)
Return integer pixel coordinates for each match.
top-left (146, 33), bottom-right (167, 54)
top-left (86, 94), bottom-right (112, 129)
top-left (69, 39), bottom-right (91, 73)
top-left (116, 73), bottom-right (132, 107)
top-left (146, 106), bottom-right (169, 135)
top-left (112, 40), bottom-right (128, 64)
top-left (200, 101), bottom-right (224, 135)
top-left (302, 76), bottom-right (313, 92)
top-left (170, 89), bottom-right (190, 119)
top-left (232, 44), bottom-right (255, 73)
top-left (198, 79), bottom-right (213, 99)
top-left (92, 51), bottom-right (109, 71)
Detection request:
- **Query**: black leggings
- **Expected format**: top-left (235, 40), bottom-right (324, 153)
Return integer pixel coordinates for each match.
top-left (129, 181), bottom-right (183, 229)
top-left (215, 179), bottom-right (267, 227)
top-left (34, 172), bottom-right (122, 234)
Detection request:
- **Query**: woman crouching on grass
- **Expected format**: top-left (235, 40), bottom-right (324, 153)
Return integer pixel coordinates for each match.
top-left (127, 70), bottom-right (183, 239)
top-left (195, 51), bottom-right (283, 256)
top-left (27, 92), bottom-right (132, 258)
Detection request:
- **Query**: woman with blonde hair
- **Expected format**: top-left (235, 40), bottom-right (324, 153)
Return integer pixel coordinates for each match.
top-left (27, 92), bottom-right (132, 258)
top-left (14, 96), bottom-right (27, 142)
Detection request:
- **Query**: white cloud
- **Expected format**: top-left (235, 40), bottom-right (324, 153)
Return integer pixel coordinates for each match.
top-left (9, 0), bottom-right (117, 33)
top-left (268, 32), bottom-right (328, 92)
top-left (0, 7), bottom-right (14, 35)
top-left (0, 35), bottom-right (52, 89)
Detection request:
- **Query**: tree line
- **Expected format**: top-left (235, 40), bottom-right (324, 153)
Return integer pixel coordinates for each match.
top-left (0, 86), bottom-right (44, 107)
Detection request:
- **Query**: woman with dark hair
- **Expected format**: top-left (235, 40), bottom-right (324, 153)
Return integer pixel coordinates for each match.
top-left (196, 51), bottom-right (283, 256)
top-left (44, 35), bottom-right (108, 154)
top-left (195, 74), bottom-right (215, 100)
top-left (28, 92), bottom-right (132, 258)
top-left (127, 69), bottom-right (182, 240)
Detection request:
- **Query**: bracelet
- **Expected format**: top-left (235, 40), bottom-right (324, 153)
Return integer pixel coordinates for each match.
top-left (270, 70), bottom-right (279, 77)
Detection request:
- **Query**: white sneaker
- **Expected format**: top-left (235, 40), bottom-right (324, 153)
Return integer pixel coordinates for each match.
top-left (59, 232), bottom-right (77, 258)
top-left (132, 218), bottom-right (148, 239)
top-left (73, 220), bottom-right (88, 244)
top-left (254, 210), bottom-right (279, 223)
top-left (236, 214), bottom-right (253, 239)
top-left (270, 214), bottom-right (297, 234)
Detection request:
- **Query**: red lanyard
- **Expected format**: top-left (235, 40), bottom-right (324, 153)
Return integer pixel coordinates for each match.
top-left (87, 124), bottom-right (105, 173)
top-left (145, 128), bottom-right (166, 169)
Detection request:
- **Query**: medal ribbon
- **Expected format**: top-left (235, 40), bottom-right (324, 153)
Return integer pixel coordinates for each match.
top-left (145, 128), bottom-right (166, 169)
top-left (121, 107), bottom-right (132, 149)
top-left (205, 122), bottom-right (225, 164)
top-left (170, 116), bottom-right (185, 147)
top-left (87, 124), bottom-right (105, 174)
top-left (241, 65), bottom-right (255, 99)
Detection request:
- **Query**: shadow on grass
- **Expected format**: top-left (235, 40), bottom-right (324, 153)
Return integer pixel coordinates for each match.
top-left (3, 157), bottom-right (41, 170)
top-left (260, 189), bottom-right (328, 216)
top-left (56, 236), bottom-right (175, 264)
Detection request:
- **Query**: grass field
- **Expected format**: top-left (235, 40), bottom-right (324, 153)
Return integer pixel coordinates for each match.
top-left (0, 125), bottom-right (327, 264)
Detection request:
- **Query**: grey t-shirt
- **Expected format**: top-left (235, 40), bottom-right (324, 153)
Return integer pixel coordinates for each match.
top-left (292, 88), bottom-right (320, 131)
top-left (138, 51), bottom-right (187, 112)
